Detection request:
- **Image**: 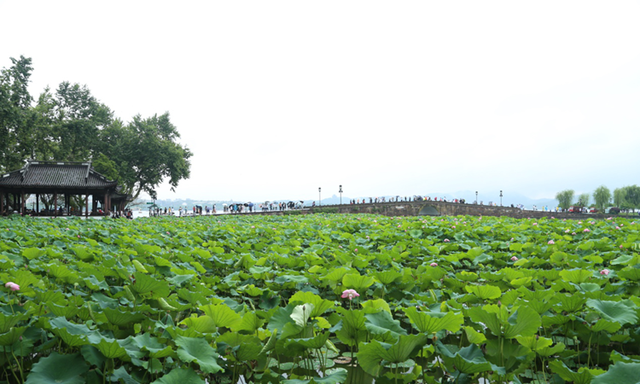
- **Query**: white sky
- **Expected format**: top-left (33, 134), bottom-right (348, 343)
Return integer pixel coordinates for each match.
top-left (2, 1), bottom-right (639, 204)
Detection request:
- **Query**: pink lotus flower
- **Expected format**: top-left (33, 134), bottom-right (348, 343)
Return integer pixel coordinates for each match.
top-left (533, 223), bottom-right (537, 226)
top-left (584, 228), bottom-right (590, 232)
top-left (443, 239), bottom-right (450, 243)
top-left (620, 245), bottom-right (624, 249)
top-left (572, 232), bottom-right (576, 235)
top-left (430, 262), bottom-right (438, 267)
top-left (565, 229), bottom-right (570, 233)
top-left (511, 256), bottom-right (518, 261)
top-left (548, 240), bottom-right (555, 245)
top-left (341, 289), bottom-right (360, 300)
top-left (600, 269), bottom-right (610, 276)
top-left (354, 248), bottom-right (358, 252)
top-left (616, 226), bottom-right (620, 230)
top-left (5, 282), bottom-right (19, 291)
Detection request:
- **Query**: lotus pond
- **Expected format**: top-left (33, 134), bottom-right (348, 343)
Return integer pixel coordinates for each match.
top-left (1, 213), bottom-right (640, 384)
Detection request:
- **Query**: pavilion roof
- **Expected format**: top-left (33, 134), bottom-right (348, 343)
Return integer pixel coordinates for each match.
top-left (0, 160), bottom-right (118, 190)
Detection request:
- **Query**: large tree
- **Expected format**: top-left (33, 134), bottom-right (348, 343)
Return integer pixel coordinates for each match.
top-left (613, 187), bottom-right (627, 209)
top-left (95, 113), bottom-right (192, 200)
top-left (592, 185), bottom-right (611, 211)
top-left (555, 189), bottom-right (574, 210)
top-left (624, 185), bottom-right (640, 210)
top-left (48, 81), bottom-right (113, 161)
top-left (577, 193), bottom-right (590, 207)
top-left (0, 56), bottom-right (34, 172)
top-left (1, 56), bottom-right (192, 199)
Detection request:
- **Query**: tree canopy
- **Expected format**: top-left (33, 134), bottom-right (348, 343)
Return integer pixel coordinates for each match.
top-left (592, 185), bottom-right (611, 211)
top-left (0, 56), bottom-right (191, 200)
top-left (555, 190), bottom-right (574, 210)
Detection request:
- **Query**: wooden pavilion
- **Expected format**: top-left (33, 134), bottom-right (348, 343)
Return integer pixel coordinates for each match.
top-left (0, 160), bottom-right (130, 217)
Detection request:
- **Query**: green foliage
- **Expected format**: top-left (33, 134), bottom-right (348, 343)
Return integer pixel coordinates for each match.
top-left (593, 185), bottom-right (612, 211)
top-left (0, 57), bottom-right (191, 199)
top-left (0, 213), bottom-right (638, 383)
top-left (556, 189), bottom-right (575, 210)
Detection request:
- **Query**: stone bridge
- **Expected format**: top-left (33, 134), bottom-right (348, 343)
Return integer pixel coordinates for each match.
top-left (307, 200), bottom-right (606, 220)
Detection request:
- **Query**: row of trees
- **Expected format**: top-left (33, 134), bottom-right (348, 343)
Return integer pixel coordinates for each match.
top-left (0, 56), bottom-right (192, 200)
top-left (556, 185), bottom-right (640, 211)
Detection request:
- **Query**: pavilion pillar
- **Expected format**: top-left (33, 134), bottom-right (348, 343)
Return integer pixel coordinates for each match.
top-left (36, 194), bottom-right (40, 215)
top-left (21, 191), bottom-right (25, 215)
top-left (85, 192), bottom-right (89, 218)
top-left (53, 193), bottom-right (58, 217)
top-left (0, 190), bottom-right (3, 215)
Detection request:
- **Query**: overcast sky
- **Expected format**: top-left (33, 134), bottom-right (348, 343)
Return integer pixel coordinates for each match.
top-left (2, 1), bottom-right (639, 204)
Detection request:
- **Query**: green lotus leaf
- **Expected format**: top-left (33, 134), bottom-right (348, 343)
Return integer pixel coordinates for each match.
top-left (22, 247), bottom-right (45, 260)
top-left (281, 368), bottom-right (347, 384)
top-left (174, 336), bottom-right (223, 374)
top-left (267, 305), bottom-right (297, 332)
top-left (503, 306), bottom-right (541, 338)
top-left (150, 367), bottom-right (205, 384)
top-left (93, 337), bottom-right (128, 359)
top-left (289, 291), bottom-right (334, 317)
top-left (179, 315), bottom-right (217, 334)
top-left (284, 332), bottom-right (330, 355)
top-left (437, 342), bottom-right (493, 374)
top-left (364, 310), bottom-right (407, 342)
top-left (0, 326), bottom-right (26, 346)
top-left (103, 307), bottom-right (147, 327)
top-left (291, 303), bottom-right (315, 327)
top-left (555, 293), bottom-right (587, 313)
top-left (586, 299), bottom-right (638, 326)
top-left (536, 342), bottom-right (566, 357)
top-left (110, 366), bottom-right (139, 384)
top-left (342, 273), bottom-right (375, 292)
top-left (468, 306), bottom-right (502, 336)
top-left (199, 303), bottom-right (242, 329)
top-left (233, 311), bottom-right (263, 334)
top-left (617, 267), bottom-right (640, 281)
top-left (80, 345), bottom-right (106, 369)
top-left (591, 319), bottom-right (622, 333)
top-left (127, 333), bottom-right (174, 359)
top-left (465, 284), bottom-right (502, 300)
top-left (334, 308), bottom-right (367, 347)
top-left (357, 334), bottom-right (428, 377)
top-left (24, 352), bottom-right (89, 384)
top-left (0, 311), bottom-right (26, 333)
top-left (373, 270), bottom-right (402, 285)
top-left (403, 307), bottom-right (464, 334)
top-left (560, 269), bottom-right (593, 284)
top-left (549, 360), bottom-right (593, 384)
top-left (361, 298), bottom-right (391, 314)
top-left (130, 271), bottom-right (171, 298)
top-left (464, 326), bottom-right (487, 344)
top-left (216, 332), bottom-right (263, 361)
top-left (611, 254), bottom-right (636, 265)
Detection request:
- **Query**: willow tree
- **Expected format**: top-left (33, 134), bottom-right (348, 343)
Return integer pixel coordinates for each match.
top-left (555, 190), bottom-right (574, 210)
top-left (592, 185), bottom-right (611, 211)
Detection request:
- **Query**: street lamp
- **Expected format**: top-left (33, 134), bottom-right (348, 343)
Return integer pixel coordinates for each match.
top-left (500, 190), bottom-right (503, 206)
top-left (318, 187), bottom-right (321, 207)
top-left (475, 191), bottom-right (478, 204)
top-left (339, 185), bottom-right (343, 205)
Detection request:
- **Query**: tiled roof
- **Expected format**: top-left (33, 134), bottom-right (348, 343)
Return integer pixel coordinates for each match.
top-left (0, 160), bottom-right (118, 189)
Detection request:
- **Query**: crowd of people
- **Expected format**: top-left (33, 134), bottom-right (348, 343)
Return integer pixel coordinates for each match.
top-left (348, 196), bottom-right (468, 204)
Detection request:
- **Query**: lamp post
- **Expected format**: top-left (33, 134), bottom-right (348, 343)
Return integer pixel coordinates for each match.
top-left (475, 191), bottom-right (478, 204)
top-left (500, 190), bottom-right (503, 206)
top-left (318, 187), bottom-right (321, 207)
top-left (339, 185), bottom-right (343, 205)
